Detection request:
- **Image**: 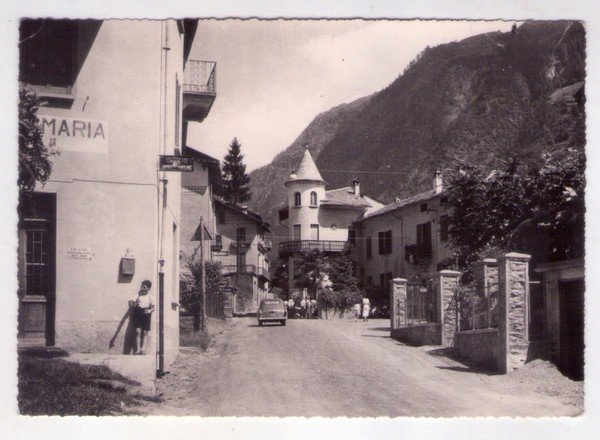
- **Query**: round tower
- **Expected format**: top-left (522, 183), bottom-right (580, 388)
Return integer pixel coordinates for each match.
top-left (285, 148), bottom-right (326, 241)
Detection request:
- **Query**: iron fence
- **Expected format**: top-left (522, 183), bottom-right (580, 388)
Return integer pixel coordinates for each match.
top-left (457, 281), bottom-right (499, 331)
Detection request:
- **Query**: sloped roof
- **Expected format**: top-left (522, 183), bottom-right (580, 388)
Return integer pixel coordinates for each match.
top-left (359, 189), bottom-right (442, 221)
top-left (321, 187), bottom-right (372, 208)
top-left (285, 148), bottom-right (325, 185)
top-left (214, 198), bottom-right (271, 232)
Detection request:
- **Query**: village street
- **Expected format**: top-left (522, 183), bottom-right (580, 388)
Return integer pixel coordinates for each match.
top-left (140, 318), bottom-right (582, 417)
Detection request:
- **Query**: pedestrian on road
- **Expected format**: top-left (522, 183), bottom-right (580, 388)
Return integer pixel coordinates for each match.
top-left (300, 298), bottom-right (307, 319)
top-left (353, 302), bottom-right (361, 320)
top-left (311, 299), bottom-right (318, 319)
top-left (287, 298), bottom-right (295, 319)
top-left (129, 280), bottom-right (155, 354)
top-left (362, 296), bottom-right (370, 322)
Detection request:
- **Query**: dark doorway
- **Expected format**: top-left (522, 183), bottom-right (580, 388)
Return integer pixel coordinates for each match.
top-left (18, 192), bottom-right (56, 346)
top-left (559, 279), bottom-right (584, 380)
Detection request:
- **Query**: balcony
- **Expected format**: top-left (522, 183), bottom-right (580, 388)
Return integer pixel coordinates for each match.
top-left (279, 240), bottom-right (350, 258)
top-left (229, 240), bottom-right (250, 253)
top-left (404, 243), bottom-right (432, 264)
top-left (222, 265), bottom-right (257, 276)
top-left (183, 60), bottom-right (217, 122)
top-left (258, 266), bottom-right (270, 281)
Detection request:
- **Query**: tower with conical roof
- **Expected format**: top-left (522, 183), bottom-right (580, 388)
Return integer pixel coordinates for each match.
top-left (285, 147), bottom-right (326, 242)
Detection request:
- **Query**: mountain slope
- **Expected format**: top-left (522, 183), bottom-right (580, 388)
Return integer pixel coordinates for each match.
top-left (248, 21), bottom-right (585, 247)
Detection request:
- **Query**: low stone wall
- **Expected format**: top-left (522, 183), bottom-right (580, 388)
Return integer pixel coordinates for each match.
top-left (455, 328), bottom-right (500, 370)
top-left (391, 323), bottom-right (441, 346)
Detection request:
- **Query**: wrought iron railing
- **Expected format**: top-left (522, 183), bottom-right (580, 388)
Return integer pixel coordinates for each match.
top-left (183, 60), bottom-right (216, 95)
top-left (279, 240), bottom-right (350, 255)
top-left (222, 264), bottom-right (256, 275)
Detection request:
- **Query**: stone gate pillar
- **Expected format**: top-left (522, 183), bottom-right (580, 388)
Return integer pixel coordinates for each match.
top-left (498, 252), bottom-right (531, 373)
top-left (390, 278), bottom-right (407, 331)
top-left (434, 270), bottom-right (461, 346)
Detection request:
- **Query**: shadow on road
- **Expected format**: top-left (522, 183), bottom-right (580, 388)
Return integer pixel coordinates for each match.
top-left (247, 324), bottom-right (286, 328)
top-left (367, 326), bottom-right (391, 332)
top-left (361, 334), bottom-right (390, 338)
top-left (427, 347), bottom-right (500, 376)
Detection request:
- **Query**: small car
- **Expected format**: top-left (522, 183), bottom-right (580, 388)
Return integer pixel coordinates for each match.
top-left (257, 299), bottom-right (287, 326)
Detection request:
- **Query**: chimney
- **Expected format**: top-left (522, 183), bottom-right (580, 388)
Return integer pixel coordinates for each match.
top-left (352, 178), bottom-right (360, 196)
top-left (434, 170), bottom-right (443, 194)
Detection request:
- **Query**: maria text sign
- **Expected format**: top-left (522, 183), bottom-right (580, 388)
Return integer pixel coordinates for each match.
top-left (40, 115), bottom-right (108, 154)
top-left (159, 156), bottom-right (194, 172)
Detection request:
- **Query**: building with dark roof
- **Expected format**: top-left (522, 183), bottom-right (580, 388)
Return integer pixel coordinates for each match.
top-left (352, 171), bottom-right (455, 302)
top-left (278, 148), bottom-right (383, 297)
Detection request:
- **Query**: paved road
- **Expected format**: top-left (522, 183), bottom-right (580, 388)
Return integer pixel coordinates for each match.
top-left (146, 317), bottom-right (580, 417)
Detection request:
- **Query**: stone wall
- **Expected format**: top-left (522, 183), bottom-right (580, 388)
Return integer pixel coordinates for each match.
top-left (455, 329), bottom-right (500, 370)
top-left (391, 323), bottom-right (441, 346)
top-left (437, 270), bottom-right (460, 346)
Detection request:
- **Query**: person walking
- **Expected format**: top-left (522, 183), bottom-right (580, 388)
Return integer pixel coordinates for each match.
top-left (361, 296), bottom-right (371, 322)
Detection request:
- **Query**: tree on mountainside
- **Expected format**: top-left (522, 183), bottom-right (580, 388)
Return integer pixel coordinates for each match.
top-left (222, 138), bottom-right (251, 204)
top-left (19, 86), bottom-right (59, 192)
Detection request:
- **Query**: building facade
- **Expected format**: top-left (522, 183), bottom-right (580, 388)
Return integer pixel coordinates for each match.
top-left (17, 19), bottom-right (215, 372)
top-left (212, 200), bottom-right (272, 314)
top-left (353, 172), bottom-right (455, 301)
top-left (278, 148), bottom-right (382, 296)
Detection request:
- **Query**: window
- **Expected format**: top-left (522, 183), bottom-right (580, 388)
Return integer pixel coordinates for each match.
top-left (19, 19), bottom-right (78, 94)
top-left (366, 236), bottom-right (372, 259)
top-left (310, 224), bottom-right (319, 241)
top-left (310, 191), bottom-right (317, 206)
top-left (294, 192), bottom-right (301, 207)
top-left (236, 227), bottom-right (247, 243)
top-left (348, 226), bottom-right (356, 245)
top-left (215, 234), bottom-right (222, 247)
top-left (440, 215), bottom-right (449, 242)
top-left (293, 224), bottom-right (301, 240)
top-left (417, 222), bottom-right (432, 246)
top-left (378, 230), bottom-right (392, 255)
top-left (420, 203), bottom-right (428, 212)
top-left (217, 210), bottom-right (226, 224)
top-left (440, 196), bottom-right (448, 207)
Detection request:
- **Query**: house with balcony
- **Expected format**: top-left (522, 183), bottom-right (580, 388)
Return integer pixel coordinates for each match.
top-left (352, 171), bottom-right (455, 303)
top-left (180, 146), bottom-right (221, 270)
top-left (278, 148), bottom-right (383, 297)
top-left (16, 19), bottom-right (210, 379)
top-left (212, 200), bottom-right (272, 314)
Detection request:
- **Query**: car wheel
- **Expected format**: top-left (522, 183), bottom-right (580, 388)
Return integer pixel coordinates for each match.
top-left (258, 321), bottom-right (263, 326)
top-left (281, 320), bottom-right (286, 326)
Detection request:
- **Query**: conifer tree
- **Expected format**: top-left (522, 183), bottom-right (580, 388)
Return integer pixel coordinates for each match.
top-left (222, 137), bottom-right (251, 204)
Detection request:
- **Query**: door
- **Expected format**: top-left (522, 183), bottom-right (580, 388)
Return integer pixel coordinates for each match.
top-left (293, 224), bottom-right (301, 240)
top-left (310, 224), bottom-right (319, 241)
top-left (18, 193), bottom-right (56, 346)
top-left (559, 280), bottom-right (584, 380)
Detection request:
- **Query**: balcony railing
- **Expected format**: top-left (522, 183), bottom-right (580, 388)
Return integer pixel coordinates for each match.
top-left (183, 60), bottom-right (217, 122)
top-left (183, 60), bottom-right (216, 95)
top-left (404, 243), bottom-right (432, 264)
top-left (222, 264), bottom-right (256, 276)
top-left (279, 240), bottom-right (350, 257)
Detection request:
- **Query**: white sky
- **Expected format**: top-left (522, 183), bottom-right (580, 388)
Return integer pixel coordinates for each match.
top-left (187, 19), bottom-right (516, 171)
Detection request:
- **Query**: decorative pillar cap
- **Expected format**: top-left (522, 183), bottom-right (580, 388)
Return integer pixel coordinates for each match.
top-left (435, 270), bottom-right (461, 277)
top-left (499, 252), bottom-right (531, 261)
top-left (392, 277), bottom-right (408, 283)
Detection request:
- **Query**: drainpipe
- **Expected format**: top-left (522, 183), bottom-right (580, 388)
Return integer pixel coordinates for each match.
top-left (157, 21), bottom-right (171, 377)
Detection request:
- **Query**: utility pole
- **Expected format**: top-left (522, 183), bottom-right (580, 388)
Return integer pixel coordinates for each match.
top-left (200, 216), bottom-right (206, 332)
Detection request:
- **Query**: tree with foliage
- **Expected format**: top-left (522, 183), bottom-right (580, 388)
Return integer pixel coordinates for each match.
top-left (444, 147), bottom-right (585, 270)
top-left (222, 137), bottom-right (251, 204)
top-left (270, 259), bottom-right (289, 299)
top-left (295, 250), bottom-right (361, 317)
top-left (180, 251), bottom-right (225, 331)
top-left (19, 87), bottom-right (59, 191)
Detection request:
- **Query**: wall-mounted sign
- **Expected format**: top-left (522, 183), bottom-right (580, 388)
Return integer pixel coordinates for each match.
top-left (39, 115), bottom-right (108, 154)
top-left (68, 247), bottom-right (93, 259)
top-left (159, 156), bottom-right (194, 172)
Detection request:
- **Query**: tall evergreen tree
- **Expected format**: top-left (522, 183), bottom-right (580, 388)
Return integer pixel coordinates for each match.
top-left (222, 137), bottom-right (251, 204)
